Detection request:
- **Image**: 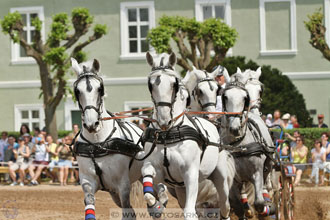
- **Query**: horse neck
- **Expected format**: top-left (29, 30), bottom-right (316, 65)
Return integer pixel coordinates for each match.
top-left (81, 102), bottom-right (114, 143)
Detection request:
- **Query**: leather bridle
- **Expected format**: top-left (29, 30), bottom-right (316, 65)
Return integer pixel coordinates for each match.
top-left (193, 71), bottom-right (218, 110)
top-left (73, 72), bottom-right (105, 122)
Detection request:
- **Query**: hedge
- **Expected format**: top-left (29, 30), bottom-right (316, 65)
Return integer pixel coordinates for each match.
top-left (3, 130), bottom-right (72, 140)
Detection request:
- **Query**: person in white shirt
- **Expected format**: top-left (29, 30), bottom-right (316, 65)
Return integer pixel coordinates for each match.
top-left (215, 66), bottom-right (227, 113)
top-left (309, 139), bottom-right (326, 185)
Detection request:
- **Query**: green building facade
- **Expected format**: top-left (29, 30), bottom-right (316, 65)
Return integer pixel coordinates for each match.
top-left (0, 0), bottom-right (329, 132)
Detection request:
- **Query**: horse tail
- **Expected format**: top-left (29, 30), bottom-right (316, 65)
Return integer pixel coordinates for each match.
top-left (130, 181), bottom-right (145, 208)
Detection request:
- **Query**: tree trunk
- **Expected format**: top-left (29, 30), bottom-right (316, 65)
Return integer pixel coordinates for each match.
top-left (45, 105), bottom-right (58, 141)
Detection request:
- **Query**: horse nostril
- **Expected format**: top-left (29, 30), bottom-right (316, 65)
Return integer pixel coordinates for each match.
top-left (168, 120), bottom-right (172, 125)
top-left (83, 123), bottom-right (87, 129)
top-left (95, 121), bottom-right (100, 127)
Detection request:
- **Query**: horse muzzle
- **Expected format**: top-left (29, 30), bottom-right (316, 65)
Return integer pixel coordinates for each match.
top-left (83, 121), bottom-right (100, 133)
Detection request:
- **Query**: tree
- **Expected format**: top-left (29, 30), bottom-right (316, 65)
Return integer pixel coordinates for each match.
top-left (221, 56), bottom-right (312, 127)
top-left (1, 8), bottom-right (107, 139)
top-left (304, 8), bottom-right (330, 60)
top-left (147, 15), bottom-right (238, 72)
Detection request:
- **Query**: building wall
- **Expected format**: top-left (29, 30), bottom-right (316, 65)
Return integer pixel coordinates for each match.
top-left (0, 0), bottom-right (329, 131)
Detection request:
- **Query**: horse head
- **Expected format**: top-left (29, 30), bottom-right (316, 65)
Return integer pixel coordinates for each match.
top-left (244, 67), bottom-right (264, 113)
top-left (183, 66), bottom-right (219, 119)
top-left (222, 71), bottom-right (250, 136)
top-left (146, 52), bottom-right (183, 130)
top-left (72, 58), bottom-right (104, 133)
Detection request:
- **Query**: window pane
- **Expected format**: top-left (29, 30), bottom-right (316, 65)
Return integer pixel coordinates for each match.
top-left (140, 25), bottom-right (149, 38)
top-left (128, 9), bottom-right (137, 22)
top-left (140, 8), bottom-right (149, 21)
top-left (129, 40), bottom-right (137, 53)
top-left (215, 6), bottom-right (225, 19)
top-left (129, 26), bottom-right (137, 38)
top-left (21, 110), bottom-right (29, 119)
top-left (21, 14), bottom-right (27, 26)
top-left (141, 40), bottom-right (149, 52)
top-left (32, 110), bottom-right (39, 119)
top-left (30, 13), bottom-right (38, 26)
top-left (203, 6), bottom-right (212, 20)
top-left (20, 31), bottom-right (28, 57)
top-left (30, 30), bottom-right (36, 42)
top-left (32, 122), bottom-right (39, 129)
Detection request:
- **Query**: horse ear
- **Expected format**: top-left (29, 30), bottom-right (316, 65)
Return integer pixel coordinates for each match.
top-left (192, 66), bottom-right (197, 71)
top-left (223, 67), bottom-right (231, 83)
top-left (92, 59), bottom-right (100, 73)
top-left (255, 67), bottom-right (262, 79)
top-left (71, 57), bottom-right (82, 75)
top-left (146, 51), bottom-right (154, 67)
top-left (236, 67), bottom-right (242, 74)
top-left (168, 52), bottom-right (177, 67)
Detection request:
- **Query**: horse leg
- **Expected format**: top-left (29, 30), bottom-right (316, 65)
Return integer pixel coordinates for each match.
top-left (229, 183), bottom-right (246, 220)
top-left (240, 183), bottom-right (253, 218)
top-left (109, 191), bottom-right (122, 208)
top-left (252, 171), bottom-right (269, 216)
top-left (183, 165), bottom-right (199, 220)
top-left (118, 179), bottom-right (136, 220)
top-left (81, 179), bottom-right (98, 220)
top-left (141, 161), bottom-right (165, 218)
top-left (209, 166), bottom-right (230, 219)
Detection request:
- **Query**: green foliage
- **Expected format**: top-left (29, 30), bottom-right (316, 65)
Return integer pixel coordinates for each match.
top-left (148, 15), bottom-right (237, 54)
top-left (221, 56), bottom-right (312, 127)
top-left (48, 13), bottom-right (70, 47)
top-left (73, 50), bottom-right (87, 63)
top-left (147, 26), bottom-right (173, 53)
top-left (72, 8), bottom-right (93, 26)
top-left (94, 24), bottom-right (107, 37)
top-left (304, 8), bottom-right (325, 46)
top-left (31, 17), bottom-right (42, 31)
top-left (43, 47), bottom-right (68, 70)
top-left (0, 11), bottom-right (22, 43)
top-left (202, 18), bottom-right (238, 50)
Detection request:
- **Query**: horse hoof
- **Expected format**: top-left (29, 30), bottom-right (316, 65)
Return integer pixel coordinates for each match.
top-left (244, 210), bottom-right (253, 218)
top-left (157, 184), bottom-right (168, 207)
top-left (147, 200), bottom-right (165, 219)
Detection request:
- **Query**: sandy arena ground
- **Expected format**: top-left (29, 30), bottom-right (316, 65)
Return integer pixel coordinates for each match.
top-left (0, 184), bottom-right (329, 220)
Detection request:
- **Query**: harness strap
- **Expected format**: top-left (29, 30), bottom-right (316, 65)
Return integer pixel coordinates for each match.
top-left (163, 147), bottom-right (184, 187)
top-left (69, 130), bottom-right (81, 159)
top-left (90, 152), bottom-right (107, 191)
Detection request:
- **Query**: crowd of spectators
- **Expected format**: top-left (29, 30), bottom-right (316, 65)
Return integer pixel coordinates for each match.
top-left (0, 125), bottom-right (79, 187)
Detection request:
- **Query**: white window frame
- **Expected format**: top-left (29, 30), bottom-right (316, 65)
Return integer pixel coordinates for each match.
top-left (120, 1), bottom-right (155, 60)
top-left (325, 0), bottom-right (330, 45)
top-left (124, 101), bottom-right (153, 124)
top-left (10, 6), bottom-right (45, 65)
top-left (14, 104), bottom-right (45, 132)
top-left (259, 0), bottom-right (297, 56)
top-left (195, 0), bottom-right (232, 56)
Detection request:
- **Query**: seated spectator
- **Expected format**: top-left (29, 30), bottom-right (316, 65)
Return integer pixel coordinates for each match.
top-left (285, 130), bottom-right (300, 148)
top-left (312, 114), bottom-right (328, 128)
top-left (31, 127), bottom-right (41, 144)
top-left (291, 136), bottom-right (308, 186)
top-left (0, 131), bottom-right (8, 164)
top-left (3, 136), bottom-right (17, 182)
top-left (272, 109), bottom-right (282, 126)
top-left (281, 113), bottom-right (293, 129)
top-left (57, 135), bottom-right (73, 186)
top-left (19, 124), bottom-right (30, 137)
top-left (46, 135), bottom-right (59, 183)
top-left (9, 137), bottom-right (30, 186)
top-left (290, 115), bottom-right (299, 128)
top-left (265, 114), bottom-right (272, 127)
top-left (308, 139), bottom-right (326, 186)
top-left (29, 135), bottom-right (49, 186)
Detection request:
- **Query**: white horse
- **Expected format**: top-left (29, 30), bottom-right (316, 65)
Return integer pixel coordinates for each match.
top-left (141, 52), bottom-right (231, 220)
top-left (182, 67), bottom-right (220, 119)
top-left (71, 58), bottom-right (144, 220)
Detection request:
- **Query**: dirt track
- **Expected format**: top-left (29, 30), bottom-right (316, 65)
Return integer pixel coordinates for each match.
top-left (0, 184), bottom-right (329, 220)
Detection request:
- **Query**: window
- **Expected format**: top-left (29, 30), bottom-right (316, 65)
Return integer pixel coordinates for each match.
top-left (15, 104), bottom-right (45, 131)
top-left (120, 1), bottom-right (155, 60)
top-left (10, 6), bottom-right (45, 65)
top-left (195, 0), bottom-right (232, 55)
top-left (195, 0), bottom-right (231, 25)
top-left (124, 101), bottom-right (153, 126)
top-left (259, 0), bottom-right (297, 56)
